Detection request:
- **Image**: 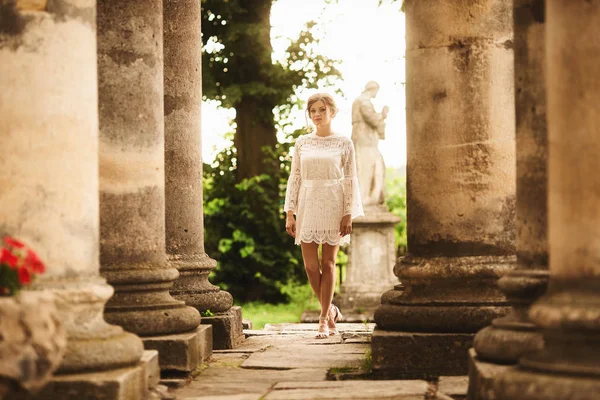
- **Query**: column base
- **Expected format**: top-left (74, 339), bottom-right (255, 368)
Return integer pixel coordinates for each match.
top-left (472, 268), bottom-right (549, 364)
top-left (29, 280), bottom-right (146, 374)
top-left (496, 367), bottom-right (600, 400)
top-left (371, 327), bottom-right (473, 379)
top-left (17, 357), bottom-right (152, 400)
top-left (467, 348), bottom-right (516, 400)
top-left (196, 324), bottom-right (214, 362)
top-left (172, 289), bottom-right (234, 315)
top-left (142, 325), bottom-right (213, 372)
top-left (473, 322), bottom-right (544, 364)
top-left (201, 306), bottom-right (244, 350)
top-left (140, 350), bottom-right (160, 390)
top-left (102, 266), bottom-right (202, 337)
top-left (169, 255), bottom-right (234, 314)
top-left (379, 255), bottom-right (515, 333)
top-left (375, 303), bottom-right (511, 333)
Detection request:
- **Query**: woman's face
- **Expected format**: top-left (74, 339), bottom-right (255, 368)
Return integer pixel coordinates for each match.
top-left (309, 100), bottom-right (335, 127)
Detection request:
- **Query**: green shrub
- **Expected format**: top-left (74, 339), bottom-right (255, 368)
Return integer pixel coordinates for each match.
top-left (203, 133), bottom-right (305, 303)
top-left (385, 167), bottom-right (407, 256)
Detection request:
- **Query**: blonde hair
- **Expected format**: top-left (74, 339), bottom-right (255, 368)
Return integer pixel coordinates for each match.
top-left (305, 93), bottom-right (338, 130)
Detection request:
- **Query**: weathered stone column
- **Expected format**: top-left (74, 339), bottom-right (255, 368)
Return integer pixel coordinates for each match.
top-left (496, 2), bottom-right (600, 398)
top-left (97, 0), bottom-right (201, 341)
top-left (0, 1), bottom-right (147, 398)
top-left (372, 0), bottom-right (516, 378)
top-left (163, 0), bottom-right (243, 350)
top-left (467, 2), bottom-right (549, 397)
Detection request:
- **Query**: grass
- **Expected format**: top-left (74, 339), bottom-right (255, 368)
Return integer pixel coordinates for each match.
top-left (238, 259), bottom-right (348, 330)
top-left (329, 367), bottom-right (355, 374)
top-left (361, 349), bottom-right (373, 372)
top-left (191, 362), bottom-right (209, 377)
top-left (239, 282), bottom-right (321, 329)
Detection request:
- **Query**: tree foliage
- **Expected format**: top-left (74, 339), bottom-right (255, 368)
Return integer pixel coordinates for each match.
top-left (201, 0), bottom-right (341, 110)
top-left (200, 0), bottom-right (343, 302)
top-left (385, 167), bottom-right (407, 256)
top-left (201, 0), bottom-right (342, 179)
top-left (203, 130), bottom-right (307, 303)
top-left (378, 0), bottom-right (405, 11)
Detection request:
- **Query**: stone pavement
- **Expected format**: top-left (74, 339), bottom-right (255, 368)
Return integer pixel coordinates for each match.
top-left (169, 323), bottom-right (467, 400)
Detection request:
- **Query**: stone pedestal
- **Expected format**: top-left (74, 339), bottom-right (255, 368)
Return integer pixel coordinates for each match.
top-left (26, 360), bottom-right (148, 400)
top-left (467, 349), bottom-right (516, 400)
top-left (96, 0), bottom-right (201, 366)
top-left (497, 368), bottom-right (600, 400)
top-left (143, 325), bottom-right (213, 372)
top-left (202, 306), bottom-right (245, 350)
top-left (14, 350), bottom-right (160, 400)
top-left (372, 328), bottom-right (473, 379)
top-left (0, 1), bottom-right (145, 397)
top-left (140, 350), bottom-right (161, 390)
top-left (372, 0), bottom-right (516, 379)
top-left (23, 351), bottom-right (162, 399)
top-left (336, 206), bottom-right (400, 313)
top-left (374, 255), bottom-right (514, 378)
top-left (494, 2), bottom-right (600, 399)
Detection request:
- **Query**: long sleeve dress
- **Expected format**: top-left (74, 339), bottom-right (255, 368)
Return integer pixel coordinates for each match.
top-left (284, 133), bottom-right (364, 246)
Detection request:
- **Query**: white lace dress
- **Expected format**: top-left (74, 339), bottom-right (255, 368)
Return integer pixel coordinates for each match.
top-left (284, 133), bottom-right (364, 246)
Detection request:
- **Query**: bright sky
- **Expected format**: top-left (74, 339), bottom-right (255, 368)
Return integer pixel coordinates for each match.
top-left (201, 0), bottom-right (407, 168)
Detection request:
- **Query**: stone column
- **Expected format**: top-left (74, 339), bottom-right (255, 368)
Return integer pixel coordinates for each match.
top-left (372, 0), bottom-right (516, 378)
top-left (0, 1), bottom-right (146, 398)
top-left (97, 0), bottom-right (201, 340)
top-left (468, 2), bottom-right (549, 396)
top-left (496, 2), bottom-right (600, 398)
top-left (163, 0), bottom-right (243, 350)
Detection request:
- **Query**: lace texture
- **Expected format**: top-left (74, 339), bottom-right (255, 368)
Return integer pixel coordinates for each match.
top-left (284, 133), bottom-right (364, 246)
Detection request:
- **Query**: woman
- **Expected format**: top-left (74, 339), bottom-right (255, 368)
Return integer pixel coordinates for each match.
top-left (284, 93), bottom-right (364, 338)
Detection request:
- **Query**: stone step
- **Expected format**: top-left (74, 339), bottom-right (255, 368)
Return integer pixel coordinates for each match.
top-left (142, 324), bottom-right (213, 372)
top-left (265, 380), bottom-right (431, 399)
top-left (30, 364), bottom-right (146, 400)
top-left (171, 323), bottom-right (467, 400)
top-left (438, 376), bottom-right (468, 399)
top-left (140, 350), bottom-right (160, 389)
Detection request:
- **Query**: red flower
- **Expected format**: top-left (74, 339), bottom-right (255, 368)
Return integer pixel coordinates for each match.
top-left (0, 248), bottom-right (19, 269)
top-left (4, 237), bottom-right (25, 249)
top-left (18, 266), bottom-right (31, 284)
top-left (24, 249), bottom-right (45, 273)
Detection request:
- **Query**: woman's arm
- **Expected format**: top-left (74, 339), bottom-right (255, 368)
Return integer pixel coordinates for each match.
top-left (340, 140), bottom-right (365, 235)
top-left (284, 140), bottom-right (302, 237)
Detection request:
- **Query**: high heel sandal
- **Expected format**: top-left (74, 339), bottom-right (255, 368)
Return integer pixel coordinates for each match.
top-left (328, 305), bottom-right (343, 336)
top-left (316, 316), bottom-right (329, 339)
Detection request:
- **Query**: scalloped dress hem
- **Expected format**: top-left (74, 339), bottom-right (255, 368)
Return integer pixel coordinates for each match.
top-left (296, 236), bottom-right (351, 247)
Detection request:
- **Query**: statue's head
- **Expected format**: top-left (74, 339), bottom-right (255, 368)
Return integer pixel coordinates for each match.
top-left (305, 93), bottom-right (338, 130)
top-left (363, 81), bottom-right (380, 97)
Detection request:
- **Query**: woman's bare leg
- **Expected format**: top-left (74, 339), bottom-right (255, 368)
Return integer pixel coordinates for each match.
top-left (321, 243), bottom-right (339, 330)
top-left (301, 242), bottom-right (329, 337)
top-left (301, 242), bottom-right (323, 308)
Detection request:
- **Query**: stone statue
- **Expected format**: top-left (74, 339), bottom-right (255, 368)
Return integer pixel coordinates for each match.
top-left (351, 81), bottom-right (389, 209)
top-left (338, 82), bottom-right (399, 313)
